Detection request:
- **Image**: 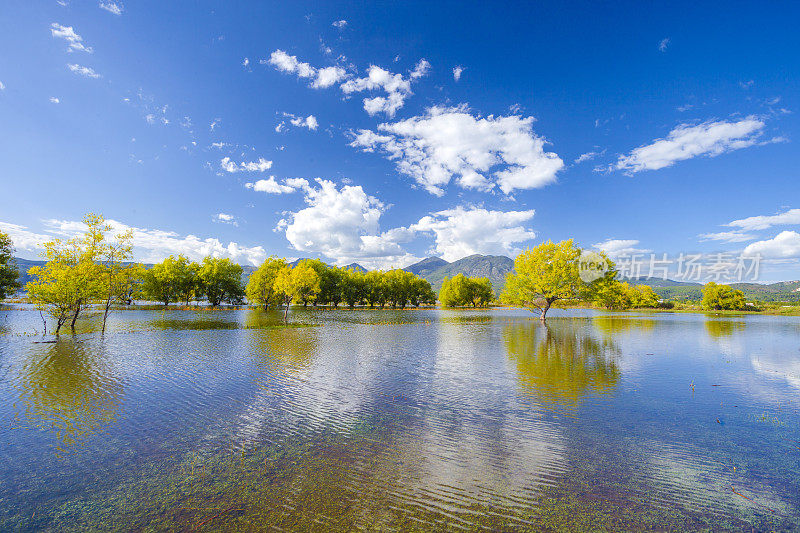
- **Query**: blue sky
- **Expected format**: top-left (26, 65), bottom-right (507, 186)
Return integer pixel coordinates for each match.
top-left (1, 1), bottom-right (798, 281)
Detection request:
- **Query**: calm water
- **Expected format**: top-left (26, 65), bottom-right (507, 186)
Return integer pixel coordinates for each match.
top-left (0, 307), bottom-right (798, 531)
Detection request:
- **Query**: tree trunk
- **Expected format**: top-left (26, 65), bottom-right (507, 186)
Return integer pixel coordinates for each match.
top-left (283, 301), bottom-right (290, 322)
top-left (540, 300), bottom-right (553, 322)
top-left (70, 299), bottom-right (82, 330)
top-left (102, 296), bottom-right (112, 334)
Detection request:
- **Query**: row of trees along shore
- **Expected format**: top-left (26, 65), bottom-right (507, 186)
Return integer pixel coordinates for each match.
top-left (0, 215), bottom-right (757, 334)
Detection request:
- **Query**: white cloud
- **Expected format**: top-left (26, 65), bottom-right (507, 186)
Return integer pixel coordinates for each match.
top-left (49, 96), bottom-right (60, 104)
top-left (99, 1), bottom-right (123, 15)
top-left (67, 63), bottom-right (101, 78)
top-left (0, 222), bottom-right (53, 252)
top-left (0, 81), bottom-right (5, 90)
top-left (725, 208), bottom-right (800, 231)
top-left (658, 38), bottom-right (670, 52)
top-left (215, 213), bottom-right (238, 226)
top-left (244, 176), bottom-right (301, 194)
top-left (341, 62), bottom-right (428, 117)
top-left (4, 218), bottom-right (266, 265)
top-left (50, 23), bottom-right (93, 53)
top-left (279, 113), bottom-right (319, 131)
top-left (267, 49), bottom-right (347, 89)
top-left (411, 206), bottom-right (536, 261)
top-left (220, 157), bottom-right (272, 173)
top-left (592, 239), bottom-right (651, 259)
top-left (210, 118), bottom-right (220, 131)
top-left (743, 231), bottom-right (800, 259)
top-left (242, 57), bottom-right (249, 68)
top-left (453, 66), bottom-right (463, 81)
top-left (698, 231), bottom-right (756, 243)
top-left (277, 179), bottom-right (418, 269)
top-left (332, 19), bottom-right (348, 29)
top-left (350, 106), bottom-right (564, 195)
top-left (266, 50), bottom-right (429, 116)
top-left (410, 58), bottom-right (431, 79)
top-left (573, 151), bottom-right (600, 164)
top-left (314, 66), bottom-right (347, 88)
top-left (615, 117), bottom-right (774, 173)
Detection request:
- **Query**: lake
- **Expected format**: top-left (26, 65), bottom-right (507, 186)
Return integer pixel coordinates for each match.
top-left (0, 307), bottom-right (798, 531)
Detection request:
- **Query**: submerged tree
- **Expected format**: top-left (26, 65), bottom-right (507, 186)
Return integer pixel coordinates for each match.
top-left (0, 230), bottom-right (20, 300)
top-left (702, 282), bottom-right (746, 311)
top-left (502, 240), bottom-right (592, 321)
top-left (246, 256), bottom-right (287, 310)
top-left (141, 255), bottom-right (182, 307)
top-left (274, 263), bottom-right (320, 321)
top-left (439, 274), bottom-right (493, 307)
top-left (198, 257), bottom-right (245, 306)
top-left (26, 214), bottom-right (118, 334)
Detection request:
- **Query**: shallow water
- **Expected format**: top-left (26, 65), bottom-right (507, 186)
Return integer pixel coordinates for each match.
top-left (0, 307), bottom-right (798, 531)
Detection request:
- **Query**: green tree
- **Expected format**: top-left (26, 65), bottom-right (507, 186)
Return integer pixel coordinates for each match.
top-left (341, 268), bottom-right (366, 308)
top-left (198, 257), bottom-right (245, 306)
top-left (246, 256), bottom-right (287, 310)
top-left (410, 277), bottom-right (436, 306)
top-left (702, 282), bottom-right (746, 310)
top-left (502, 240), bottom-right (602, 321)
top-left (592, 279), bottom-right (631, 310)
top-left (174, 256), bottom-right (202, 306)
top-left (628, 284), bottom-right (660, 308)
top-left (0, 230), bottom-right (20, 299)
top-left (141, 256), bottom-right (181, 307)
top-left (440, 274), bottom-right (494, 307)
top-left (364, 270), bottom-right (387, 308)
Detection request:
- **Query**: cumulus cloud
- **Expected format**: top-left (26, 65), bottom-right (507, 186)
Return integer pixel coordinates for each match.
top-left (0, 81), bottom-right (4, 90)
top-left (277, 179), bottom-right (418, 269)
top-left (67, 63), bottom-right (101, 78)
top-left (266, 50), bottom-right (430, 116)
top-left (51, 23), bottom-right (93, 53)
top-left (453, 66), bottom-right (463, 81)
top-left (350, 106), bottom-right (564, 195)
top-left (341, 60), bottom-right (429, 116)
top-left (49, 96), bottom-right (60, 103)
top-left (0, 222), bottom-right (54, 252)
top-left (658, 38), bottom-right (670, 52)
top-left (743, 231), bottom-right (800, 259)
top-left (614, 117), bottom-right (776, 174)
top-left (592, 239), bottom-right (651, 259)
top-left (278, 113), bottom-right (319, 131)
top-left (267, 49), bottom-right (347, 89)
top-left (3, 219), bottom-right (266, 265)
top-left (332, 19), bottom-right (348, 29)
top-left (244, 176), bottom-right (304, 194)
top-left (215, 213), bottom-right (238, 226)
top-left (99, 1), bottom-right (123, 15)
top-left (725, 208), bottom-right (800, 231)
top-left (220, 157), bottom-right (272, 173)
top-left (411, 207), bottom-right (536, 261)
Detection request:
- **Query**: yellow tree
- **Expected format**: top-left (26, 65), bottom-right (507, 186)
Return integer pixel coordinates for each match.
top-left (502, 240), bottom-right (592, 321)
top-left (26, 214), bottom-right (109, 334)
top-left (274, 263), bottom-right (320, 321)
top-left (246, 256), bottom-right (287, 310)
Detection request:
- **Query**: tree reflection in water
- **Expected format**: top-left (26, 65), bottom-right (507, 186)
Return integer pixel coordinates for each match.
top-left (704, 319), bottom-right (745, 339)
top-left (504, 319), bottom-right (620, 409)
top-left (18, 339), bottom-right (122, 453)
top-left (246, 310), bottom-right (319, 371)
